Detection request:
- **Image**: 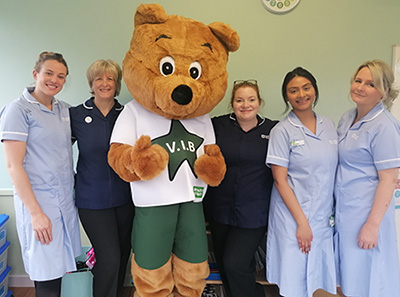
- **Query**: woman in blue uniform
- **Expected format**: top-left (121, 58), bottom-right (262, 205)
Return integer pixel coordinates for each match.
top-left (266, 67), bottom-right (337, 297)
top-left (204, 79), bottom-right (278, 297)
top-left (0, 51), bottom-right (81, 297)
top-left (335, 60), bottom-right (400, 297)
top-left (69, 59), bottom-right (134, 297)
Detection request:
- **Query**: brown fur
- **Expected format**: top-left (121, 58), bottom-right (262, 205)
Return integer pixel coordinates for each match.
top-left (171, 255), bottom-right (210, 297)
top-left (131, 256), bottom-right (174, 297)
top-left (194, 144), bottom-right (226, 187)
top-left (108, 3), bottom-right (239, 185)
top-left (108, 3), bottom-right (240, 296)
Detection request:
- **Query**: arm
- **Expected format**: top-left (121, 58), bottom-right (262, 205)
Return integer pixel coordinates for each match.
top-left (3, 140), bottom-right (52, 245)
top-left (357, 167), bottom-right (398, 249)
top-left (271, 164), bottom-right (313, 254)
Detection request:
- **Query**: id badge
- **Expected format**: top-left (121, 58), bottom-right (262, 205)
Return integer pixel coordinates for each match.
top-left (329, 214), bottom-right (335, 228)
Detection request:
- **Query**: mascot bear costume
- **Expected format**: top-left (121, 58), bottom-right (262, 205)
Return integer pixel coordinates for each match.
top-left (108, 4), bottom-right (239, 296)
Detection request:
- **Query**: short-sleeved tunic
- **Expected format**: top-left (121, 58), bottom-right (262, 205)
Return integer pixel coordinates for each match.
top-left (266, 112), bottom-right (337, 297)
top-left (335, 102), bottom-right (400, 297)
top-left (0, 87), bottom-right (81, 281)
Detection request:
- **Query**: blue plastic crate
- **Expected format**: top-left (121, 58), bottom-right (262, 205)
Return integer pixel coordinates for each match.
top-left (206, 262), bottom-right (221, 281)
top-left (0, 215), bottom-right (9, 248)
top-left (0, 266), bottom-right (11, 297)
top-left (0, 242), bottom-right (10, 276)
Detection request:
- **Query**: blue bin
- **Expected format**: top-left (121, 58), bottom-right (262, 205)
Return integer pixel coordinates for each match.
top-left (0, 266), bottom-right (11, 297)
top-left (61, 247), bottom-right (93, 297)
top-left (0, 215), bottom-right (9, 248)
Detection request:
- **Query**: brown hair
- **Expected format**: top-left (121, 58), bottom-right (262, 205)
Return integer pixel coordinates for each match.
top-left (34, 51), bottom-right (69, 75)
top-left (229, 79), bottom-right (263, 109)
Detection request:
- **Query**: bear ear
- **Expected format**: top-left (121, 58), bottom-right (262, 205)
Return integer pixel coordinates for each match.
top-left (134, 3), bottom-right (168, 27)
top-left (208, 22), bottom-right (240, 53)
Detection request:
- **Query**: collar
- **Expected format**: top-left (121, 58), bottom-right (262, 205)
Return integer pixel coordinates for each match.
top-left (229, 113), bottom-right (265, 127)
top-left (287, 110), bottom-right (322, 127)
top-left (83, 97), bottom-right (123, 111)
top-left (23, 87), bottom-right (59, 106)
top-left (287, 111), bottom-right (324, 138)
top-left (349, 101), bottom-right (385, 130)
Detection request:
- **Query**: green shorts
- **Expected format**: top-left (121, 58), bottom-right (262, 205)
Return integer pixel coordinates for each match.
top-left (132, 202), bottom-right (208, 269)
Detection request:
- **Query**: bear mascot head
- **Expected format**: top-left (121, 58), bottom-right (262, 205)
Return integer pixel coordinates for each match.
top-left (108, 3), bottom-right (239, 296)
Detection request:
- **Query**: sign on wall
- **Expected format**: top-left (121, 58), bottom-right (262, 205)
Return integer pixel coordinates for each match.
top-left (391, 45), bottom-right (400, 121)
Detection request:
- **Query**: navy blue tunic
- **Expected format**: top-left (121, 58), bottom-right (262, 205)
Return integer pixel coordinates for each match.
top-left (70, 98), bottom-right (131, 209)
top-left (204, 114), bottom-right (278, 228)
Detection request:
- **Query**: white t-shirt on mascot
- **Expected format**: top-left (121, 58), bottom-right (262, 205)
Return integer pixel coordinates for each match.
top-left (110, 99), bottom-right (215, 207)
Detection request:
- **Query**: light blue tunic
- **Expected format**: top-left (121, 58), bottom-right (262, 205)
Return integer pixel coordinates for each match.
top-left (335, 102), bottom-right (400, 297)
top-left (266, 112), bottom-right (337, 297)
top-left (0, 87), bottom-right (81, 281)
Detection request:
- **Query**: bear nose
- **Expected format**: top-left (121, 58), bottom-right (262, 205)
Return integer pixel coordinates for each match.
top-left (171, 85), bottom-right (193, 105)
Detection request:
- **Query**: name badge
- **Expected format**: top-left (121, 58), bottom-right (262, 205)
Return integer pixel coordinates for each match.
top-left (329, 214), bottom-right (335, 227)
top-left (290, 140), bottom-right (304, 147)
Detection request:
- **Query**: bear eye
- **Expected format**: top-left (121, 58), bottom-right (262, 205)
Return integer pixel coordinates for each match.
top-left (159, 56), bottom-right (175, 76)
top-left (189, 61), bottom-right (202, 80)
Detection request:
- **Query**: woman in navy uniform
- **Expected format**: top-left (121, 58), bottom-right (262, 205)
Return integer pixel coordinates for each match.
top-left (204, 79), bottom-right (277, 297)
top-left (70, 59), bottom-right (134, 297)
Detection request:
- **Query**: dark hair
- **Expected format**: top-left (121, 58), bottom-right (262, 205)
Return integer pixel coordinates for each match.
top-left (281, 67), bottom-right (319, 113)
top-left (34, 51), bottom-right (69, 75)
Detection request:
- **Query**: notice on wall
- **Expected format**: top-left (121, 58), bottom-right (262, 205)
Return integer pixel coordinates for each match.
top-left (392, 45), bottom-right (400, 121)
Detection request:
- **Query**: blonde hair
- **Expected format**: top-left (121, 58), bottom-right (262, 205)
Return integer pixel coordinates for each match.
top-left (351, 59), bottom-right (399, 110)
top-left (86, 59), bottom-right (122, 97)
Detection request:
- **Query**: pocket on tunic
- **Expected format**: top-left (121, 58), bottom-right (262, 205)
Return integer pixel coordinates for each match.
top-left (31, 176), bottom-right (58, 203)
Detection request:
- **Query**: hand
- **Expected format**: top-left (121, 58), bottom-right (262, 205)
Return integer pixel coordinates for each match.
top-left (194, 144), bottom-right (226, 186)
top-left (131, 135), bottom-right (169, 180)
top-left (31, 212), bottom-right (53, 245)
top-left (296, 222), bottom-right (313, 254)
top-left (357, 222), bottom-right (379, 249)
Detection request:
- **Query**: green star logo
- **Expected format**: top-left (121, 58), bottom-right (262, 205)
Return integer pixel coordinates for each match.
top-left (152, 120), bottom-right (204, 181)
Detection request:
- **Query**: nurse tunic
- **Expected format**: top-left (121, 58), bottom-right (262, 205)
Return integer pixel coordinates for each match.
top-left (266, 112), bottom-right (337, 297)
top-left (0, 87), bottom-right (81, 281)
top-left (70, 97), bottom-right (131, 209)
top-left (204, 113), bottom-right (278, 228)
top-left (335, 102), bottom-right (400, 297)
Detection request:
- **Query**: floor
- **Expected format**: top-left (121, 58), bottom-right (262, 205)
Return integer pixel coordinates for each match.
top-left (9, 286), bottom-right (339, 297)
top-left (9, 286), bottom-right (135, 297)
